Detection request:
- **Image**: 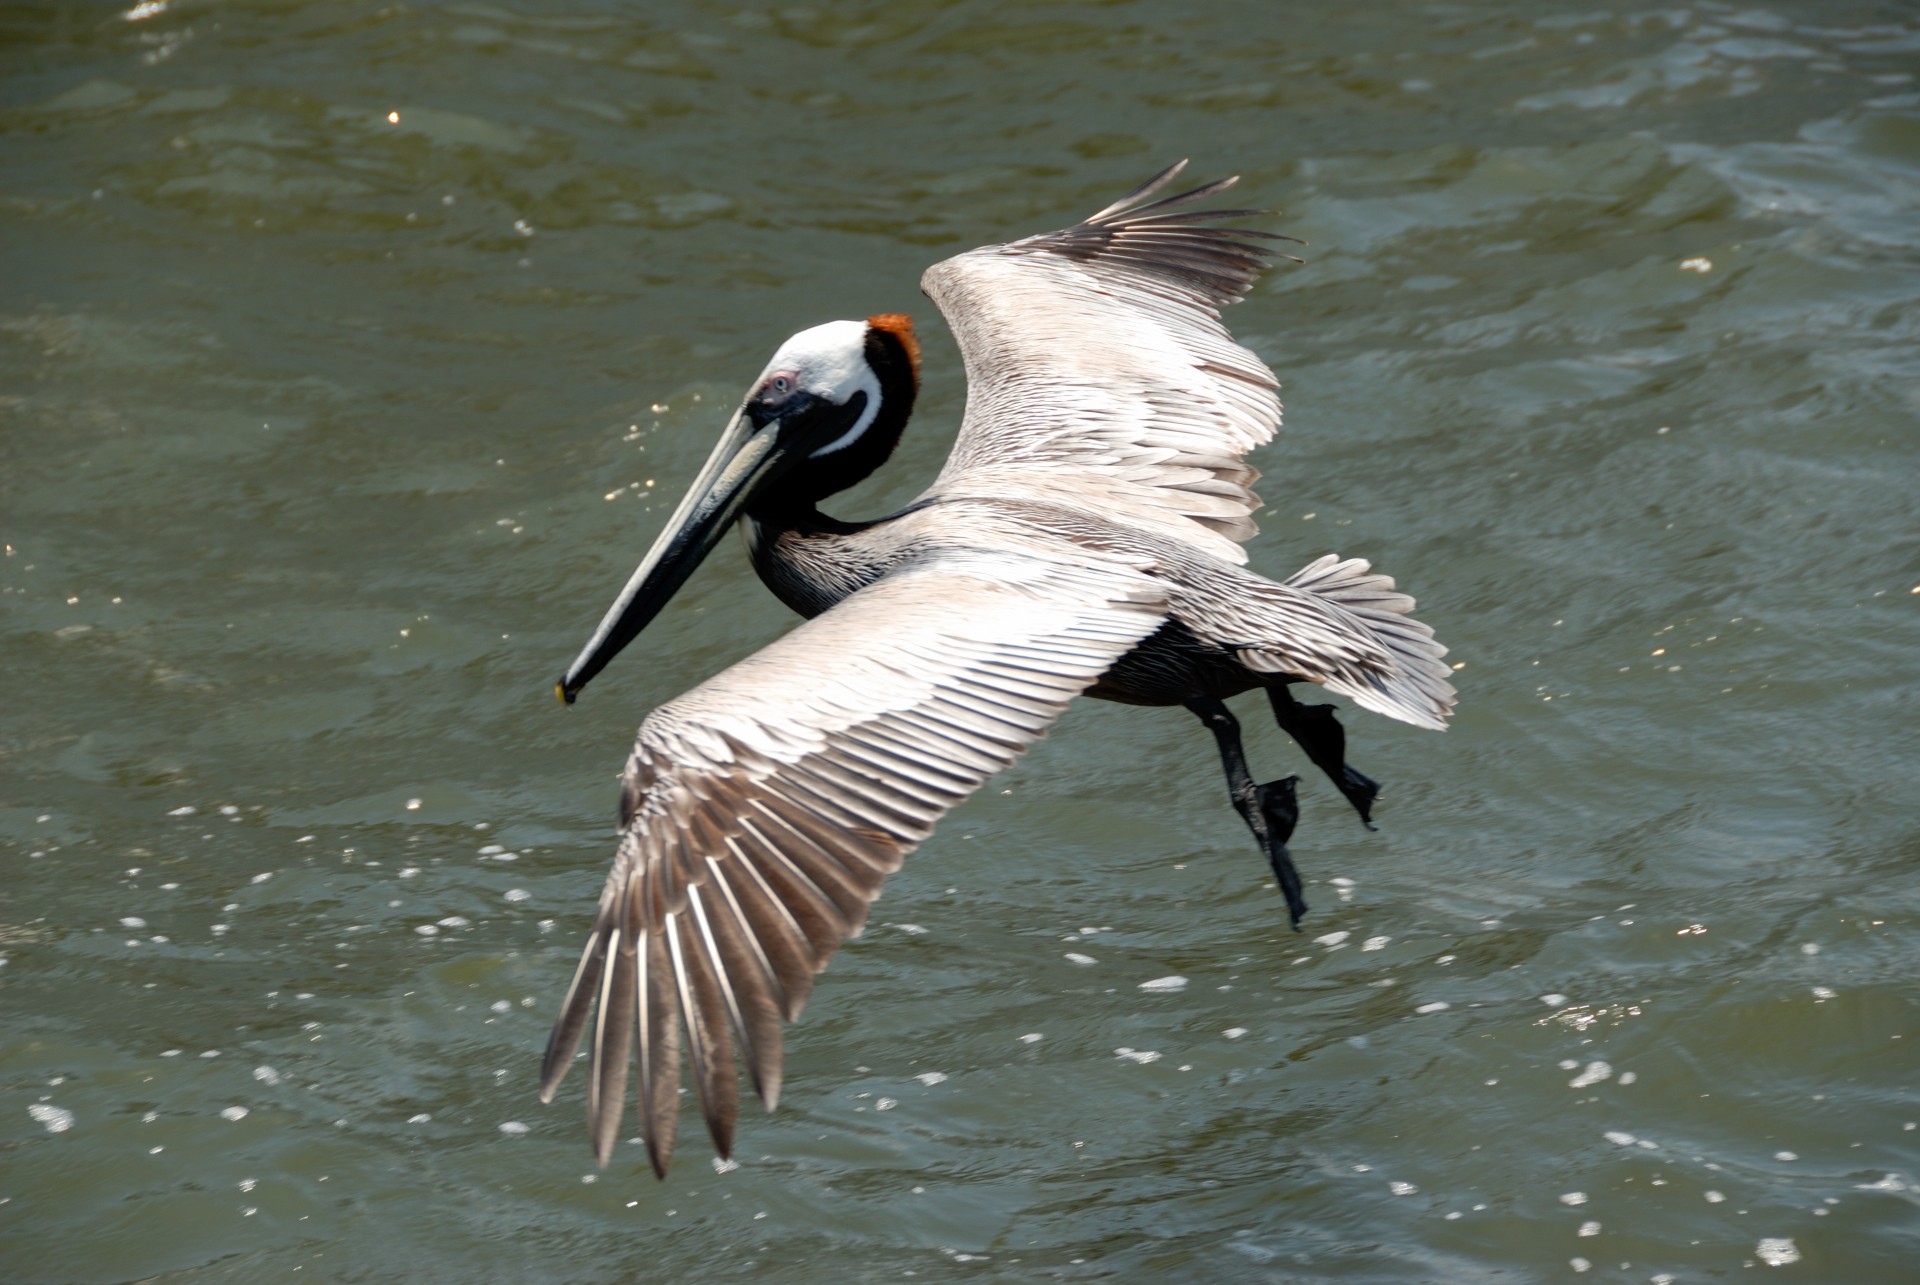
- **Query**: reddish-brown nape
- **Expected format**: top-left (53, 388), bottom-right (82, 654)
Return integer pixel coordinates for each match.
top-left (866, 313), bottom-right (920, 389)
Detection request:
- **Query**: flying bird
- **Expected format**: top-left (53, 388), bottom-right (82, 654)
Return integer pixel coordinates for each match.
top-left (540, 162), bottom-right (1454, 1176)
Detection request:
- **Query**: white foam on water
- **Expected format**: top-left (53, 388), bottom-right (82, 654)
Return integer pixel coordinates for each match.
top-left (1064, 952), bottom-right (1096, 966)
top-left (1756, 1237), bottom-right (1799, 1266)
top-left (915, 1072), bottom-right (948, 1085)
top-left (1113, 1047), bottom-right (1161, 1064)
top-left (1569, 1061), bottom-right (1613, 1088)
top-left (499, 1121), bottom-right (530, 1135)
top-left (29, 1104), bottom-right (74, 1133)
top-left (1415, 1002), bottom-right (1451, 1014)
top-left (1559, 1191), bottom-right (1588, 1205)
top-left (220, 1106), bottom-right (248, 1121)
top-left (1139, 976), bottom-right (1187, 992)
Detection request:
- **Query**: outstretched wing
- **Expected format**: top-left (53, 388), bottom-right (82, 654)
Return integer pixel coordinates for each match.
top-left (923, 161), bottom-right (1300, 563)
top-left (540, 550), bottom-right (1166, 1176)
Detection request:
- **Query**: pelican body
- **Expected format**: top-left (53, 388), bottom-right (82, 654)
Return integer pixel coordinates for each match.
top-left (542, 164), bottom-right (1455, 1176)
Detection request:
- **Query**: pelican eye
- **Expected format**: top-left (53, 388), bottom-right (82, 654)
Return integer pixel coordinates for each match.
top-left (769, 376), bottom-right (792, 395)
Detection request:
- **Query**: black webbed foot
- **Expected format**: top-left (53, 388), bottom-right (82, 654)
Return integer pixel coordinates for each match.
top-left (1185, 696), bottom-right (1311, 929)
top-left (1266, 685), bottom-right (1380, 829)
top-left (1255, 774), bottom-right (1307, 927)
top-left (1255, 774), bottom-right (1299, 845)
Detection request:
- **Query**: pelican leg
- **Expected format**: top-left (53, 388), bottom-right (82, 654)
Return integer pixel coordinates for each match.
top-left (1265, 685), bottom-right (1380, 829)
top-left (1185, 696), bottom-right (1307, 927)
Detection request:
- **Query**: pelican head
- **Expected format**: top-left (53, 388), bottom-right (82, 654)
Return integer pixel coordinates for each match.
top-left (558, 314), bottom-right (919, 704)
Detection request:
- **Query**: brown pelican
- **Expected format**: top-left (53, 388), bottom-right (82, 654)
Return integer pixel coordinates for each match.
top-left (540, 162), bottom-right (1454, 1176)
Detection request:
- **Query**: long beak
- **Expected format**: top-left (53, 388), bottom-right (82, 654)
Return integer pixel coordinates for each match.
top-left (556, 407), bottom-right (784, 704)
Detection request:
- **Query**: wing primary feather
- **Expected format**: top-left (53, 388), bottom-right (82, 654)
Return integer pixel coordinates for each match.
top-left (539, 923), bottom-right (608, 1100)
top-left (1084, 158), bottom-right (1189, 221)
top-left (731, 818), bottom-right (849, 952)
top-left (589, 917), bottom-right (636, 1168)
top-left (721, 840), bottom-right (824, 1020)
top-left (667, 912), bottom-right (740, 1159)
top-left (1113, 211), bottom-right (1304, 240)
top-left (585, 924), bottom-right (616, 1129)
top-left (736, 806), bottom-right (872, 923)
top-left (697, 860), bottom-right (788, 1108)
top-left (637, 906), bottom-right (680, 1178)
top-left (1093, 172), bottom-right (1241, 223)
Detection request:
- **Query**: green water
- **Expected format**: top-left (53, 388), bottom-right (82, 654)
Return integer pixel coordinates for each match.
top-left (4, 1), bottom-right (1917, 1280)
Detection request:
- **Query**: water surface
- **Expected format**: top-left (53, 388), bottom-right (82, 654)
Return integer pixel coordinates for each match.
top-left (3, 1), bottom-right (1917, 1280)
